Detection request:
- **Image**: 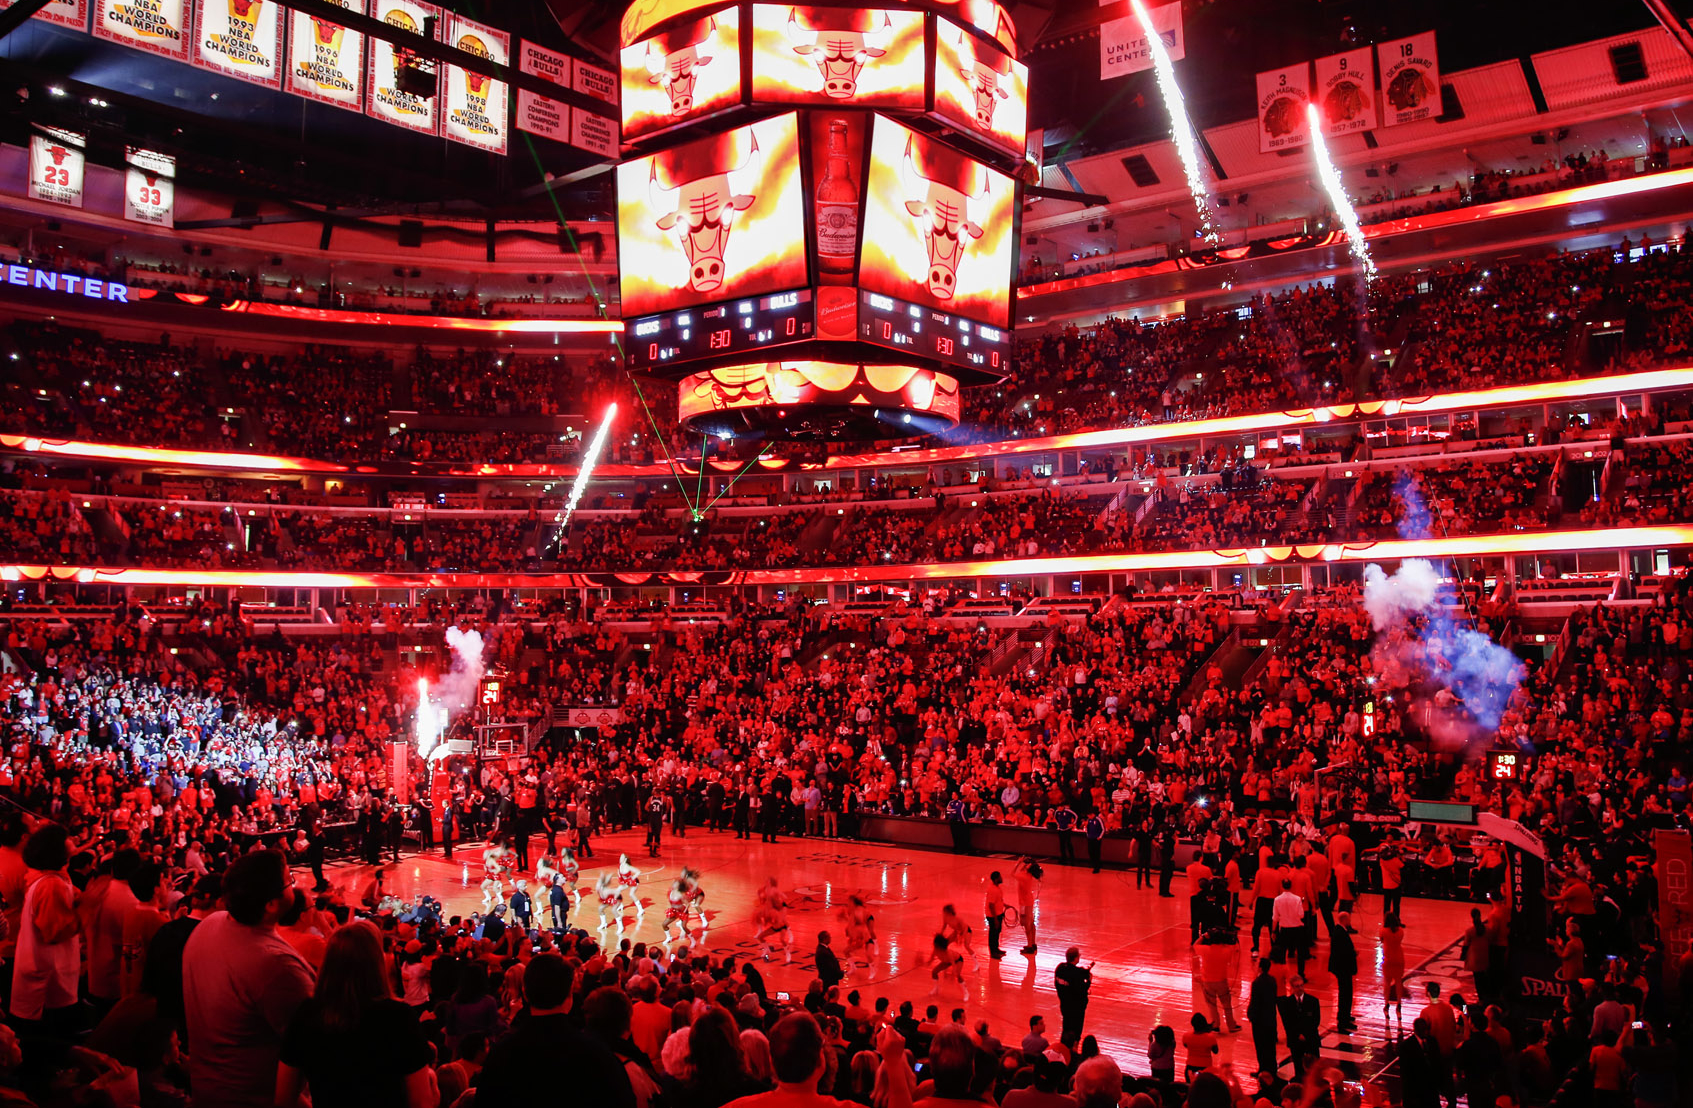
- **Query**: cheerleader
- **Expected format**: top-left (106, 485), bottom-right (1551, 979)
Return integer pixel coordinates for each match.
top-left (595, 872), bottom-right (623, 932)
top-left (754, 882), bottom-right (796, 964)
top-left (480, 844), bottom-right (509, 909)
top-left (617, 853), bottom-right (645, 918)
top-left (939, 903), bottom-right (978, 970)
top-left (561, 847), bottom-right (582, 907)
top-left (535, 855), bottom-right (560, 888)
top-left (680, 866), bottom-right (708, 932)
top-left (840, 894), bottom-right (879, 981)
top-left (928, 933), bottom-right (966, 1000)
top-left (663, 877), bottom-right (692, 944)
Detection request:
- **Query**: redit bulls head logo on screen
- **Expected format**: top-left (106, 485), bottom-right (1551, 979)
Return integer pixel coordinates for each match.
top-left (618, 113), bottom-right (808, 318)
top-left (621, 5), bottom-right (742, 139)
top-left (749, 5), bottom-right (924, 108)
top-left (932, 16), bottom-right (1028, 154)
top-left (860, 117), bottom-right (1013, 327)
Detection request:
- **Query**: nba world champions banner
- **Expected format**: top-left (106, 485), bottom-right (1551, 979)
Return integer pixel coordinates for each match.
top-left (441, 12), bottom-right (509, 154)
top-left (286, 0), bottom-right (364, 110)
top-left (194, 0), bottom-right (283, 88)
top-left (0, 0), bottom-right (86, 30)
top-left (366, 0), bottom-right (439, 134)
top-left (94, 0), bottom-right (190, 61)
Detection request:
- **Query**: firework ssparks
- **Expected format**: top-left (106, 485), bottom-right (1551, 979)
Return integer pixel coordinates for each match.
top-left (1131, 0), bottom-right (1220, 246)
top-left (555, 402), bottom-right (618, 544)
top-left (1306, 102), bottom-right (1377, 280)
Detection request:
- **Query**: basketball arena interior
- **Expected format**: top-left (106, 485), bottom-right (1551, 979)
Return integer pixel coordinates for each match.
top-left (0, 0), bottom-right (1686, 1105)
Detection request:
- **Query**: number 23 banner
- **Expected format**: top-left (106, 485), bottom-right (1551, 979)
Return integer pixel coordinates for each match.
top-left (29, 128), bottom-right (85, 209)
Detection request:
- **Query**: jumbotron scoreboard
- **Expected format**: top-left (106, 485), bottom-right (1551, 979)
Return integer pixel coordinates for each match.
top-left (615, 0), bottom-right (1025, 440)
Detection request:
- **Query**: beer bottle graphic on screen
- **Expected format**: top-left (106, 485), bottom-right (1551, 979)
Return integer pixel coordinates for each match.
top-left (815, 118), bottom-right (858, 281)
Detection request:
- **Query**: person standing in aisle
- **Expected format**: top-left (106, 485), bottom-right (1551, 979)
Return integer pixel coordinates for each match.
top-left (1085, 811), bottom-right (1106, 874)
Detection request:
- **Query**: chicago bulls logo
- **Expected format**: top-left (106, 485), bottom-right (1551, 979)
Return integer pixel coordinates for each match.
top-left (954, 29), bottom-right (1013, 130)
top-left (786, 6), bottom-right (892, 99)
top-left (645, 16), bottom-right (716, 115)
top-left (899, 138), bottom-right (988, 302)
top-left (45, 145), bottom-right (70, 166)
top-left (649, 128), bottom-right (763, 295)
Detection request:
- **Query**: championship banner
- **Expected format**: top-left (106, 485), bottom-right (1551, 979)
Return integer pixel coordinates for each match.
top-left (1098, 0), bottom-right (1182, 81)
top-left (1314, 50), bottom-right (1375, 137)
top-left (366, 0), bottom-right (438, 135)
top-left (286, 0), bottom-right (364, 110)
top-left (572, 58), bottom-right (616, 106)
top-left (1658, 829), bottom-right (1692, 1001)
top-left (0, 0), bottom-right (87, 30)
top-left (94, 0), bottom-right (189, 61)
top-left (515, 40), bottom-right (571, 142)
top-left (1377, 31), bottom-right (1439, 127)
top-left (28, 128), bottom-right (85, 209)
top-left (123, 146), bottom-right (175, 227)
top-left (1255, 65), bottom-right (1311, 153)
top-left (569, 107), bottom-right (617, 158)
top-left (194, 0), bottom-right (282, 88)
top-left (441, 13), bottom-right (508, 154)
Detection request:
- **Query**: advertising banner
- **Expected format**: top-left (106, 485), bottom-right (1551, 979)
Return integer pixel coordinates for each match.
top-left (858, 114), bottom-right (1014, 328)
top-left (1256, 64), bottom-right (1311, 153)
top-left (193, 0), bottom-right (283, 88)
top-left (1099, 0), bottom-right (1182, 80)
top-left (28, 127), bottom-right (85, 209)
top-left (124, 146), bottom-right (175, 227)
top-left (933, 16), bottom-right (1027, 154)
top-left (748, 4), bottom-right (924, 110)
top-left (616, 111), bottom-right (807, 318)
top-left (366, 0), bottom-right (438, 135)
top-left (286, 0), bottom-right (364, 110)
top-left (1314, 50), bottom-right (1375, 137)
top-left (620, 4), bottom-right (740, 141)
top-left (1378, 31), bottom-right (1439, 127)
top-left (1659, 829), bottom-right (1692, 1001)
top-left (94, 0), bottom-right (190, 61)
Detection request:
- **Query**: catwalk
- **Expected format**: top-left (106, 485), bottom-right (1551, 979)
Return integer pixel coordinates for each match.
top-left (326, 827), bottom-right (1476, 1090)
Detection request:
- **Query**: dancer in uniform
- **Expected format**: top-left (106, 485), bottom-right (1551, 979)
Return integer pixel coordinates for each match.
top-left (561, 847), bottom-right (582, 908)
top-left (680, 866), bottom-right (709, 935)
top-left (754, 879), bottom-right (796, 963)
top-left (664, 876), bottom-right (693, 944)
top-left (839, 894), bottom-right (879, 981)
top-left (618, 853), bottom-right (646, 919)
top-left (595, 871), bottom-right (623, 932)
top-left (928, 933), bottom-right (967, 1000)
top-left (939, 903), bottom-right (978, 970)
top-left (535, 855), bottom-right (560, 889)
top-left (480, 843), bottom-right (511, 909)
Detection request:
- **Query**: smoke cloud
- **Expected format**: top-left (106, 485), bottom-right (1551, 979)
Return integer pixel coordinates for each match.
top-left (436, 626), bottom-right (486, 723)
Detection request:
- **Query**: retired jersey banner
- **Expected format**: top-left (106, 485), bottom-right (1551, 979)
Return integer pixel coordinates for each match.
top-left (194, 0), bottom-right (282, 88)
top-left (286, 0), bottom-right (364, 110)
top-left (1098, 0), bottom-right (1182, 80)
top-left (28, 128), bottom-right (85, 208)
top-left (442, 13), bottom-right (508, 154)
top-left (1256, 65), bottom-right (1311, 153)
top-left (515, 40), bottom-right (571, 142)
top-left (94, 0), bottom-right (190, 60)
top-left (366, 0), bottom-right (438, 135)
top-left (1315, 51), bottom-right (1375, 137)
top-left (123, 147), bottom-right (175, 227)
top-left (0, 0), bottom-right (87, 30)
top-left (1377, 31), bottom-right (1439, 127)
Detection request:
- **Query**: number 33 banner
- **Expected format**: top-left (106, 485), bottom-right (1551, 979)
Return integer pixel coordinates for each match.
top-left (29, 128), bottom-right (85, 209)
top-left (125, 147), bottom-right (176, 227)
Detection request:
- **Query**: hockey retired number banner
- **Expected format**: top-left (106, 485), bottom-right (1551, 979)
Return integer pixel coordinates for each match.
top-left (286, 0), bottom-right (364, 110)
top-left (94, 0), bottom-right (189, 60)
top-left (441, 12), bottom-right (508, 154)
top-left (366, 0), bottom-right (438, 134)
top-left (0, 0), bottom-right (86, 30)
top-left (1314, 51), bottom-right (1375, 137)
top-left (124, 147), bottom-right (175, 227)
top-left (1377, 31), bottom-right (1439, 127)
top-left (1256, 64), bottom-right (1311, 153)
top-left (194, 0), bottom-right (283, 88)
top-left (28, 128), bottom-right (85, 209)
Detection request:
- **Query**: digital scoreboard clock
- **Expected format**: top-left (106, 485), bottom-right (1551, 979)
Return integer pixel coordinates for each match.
top-left (626, 289), bottom-right (816, 371)
top-left (1486, 749), bottom-right (1521, 782)
top-left (857, 290), bottom-right (1010, 376)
